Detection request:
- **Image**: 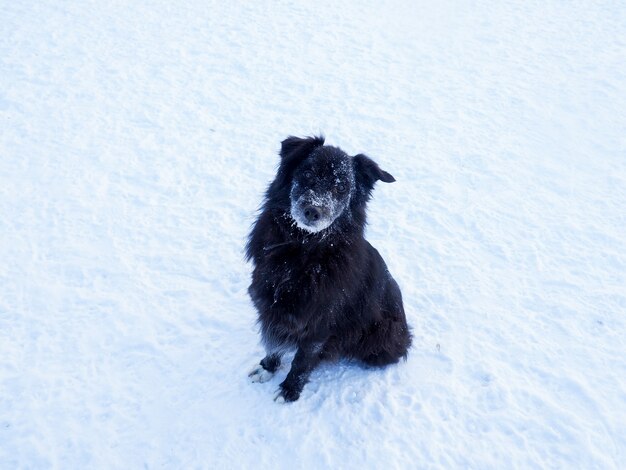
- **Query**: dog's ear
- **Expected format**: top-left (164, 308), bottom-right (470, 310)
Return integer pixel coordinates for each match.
top-left (354, 154), bottom-right (396, 188)
top-left (280, 135), bottom-right (325, 164)
top-left (268, 135), bottom-right (325, 195)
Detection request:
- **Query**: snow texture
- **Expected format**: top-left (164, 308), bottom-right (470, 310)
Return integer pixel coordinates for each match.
top-left (1, 0), bottom-right (625, 468)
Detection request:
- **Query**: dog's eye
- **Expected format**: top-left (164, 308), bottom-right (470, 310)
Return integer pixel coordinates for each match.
top-left (304, 170), bottom-right (314, 179)
top-left (337, 183), bottom-right (347, 193)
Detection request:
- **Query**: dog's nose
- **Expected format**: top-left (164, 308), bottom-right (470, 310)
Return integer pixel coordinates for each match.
top-left (303, 205), bottom-right (321, 223)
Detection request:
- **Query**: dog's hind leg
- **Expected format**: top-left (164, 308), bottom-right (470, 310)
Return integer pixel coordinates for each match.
top-left (359, 317), bottom-right (412, 367)
top-left (248, 352), bottom-right (282, 383)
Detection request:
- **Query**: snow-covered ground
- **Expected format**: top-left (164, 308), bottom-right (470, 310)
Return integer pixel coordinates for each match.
top-left (1, 0), bottom-right (625, 468)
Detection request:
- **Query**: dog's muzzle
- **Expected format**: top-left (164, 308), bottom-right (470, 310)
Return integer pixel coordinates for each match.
top-left (291, 196), bottom-right (334, 233)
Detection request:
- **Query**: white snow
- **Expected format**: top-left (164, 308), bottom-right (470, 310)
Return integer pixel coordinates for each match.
top-left (1, 0), bottom-right (625, 468)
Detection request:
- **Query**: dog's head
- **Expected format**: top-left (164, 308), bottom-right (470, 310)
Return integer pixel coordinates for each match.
top-left (273, 135), bottom-right (395, 234)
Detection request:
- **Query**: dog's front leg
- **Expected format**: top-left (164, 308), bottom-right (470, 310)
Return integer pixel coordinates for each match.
top-left (248, 352), bottom-right (283, 383)
top-left (274, 343), bottom-right (322, 403)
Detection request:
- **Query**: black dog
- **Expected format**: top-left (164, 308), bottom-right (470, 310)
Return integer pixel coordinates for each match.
top-left (246, 136), bottom-right (411, 402)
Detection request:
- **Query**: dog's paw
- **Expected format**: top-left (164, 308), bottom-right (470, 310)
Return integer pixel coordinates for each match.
top-left (273, 384), bottom-right (301, 403)
top-left (273, 392), bottom-right (286, 404)
top-left (248, 364), bottom-right (274, 383)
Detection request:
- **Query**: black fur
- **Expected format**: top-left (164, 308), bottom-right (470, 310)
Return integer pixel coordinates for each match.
top-left (246, 135), bottom-right (411, 402)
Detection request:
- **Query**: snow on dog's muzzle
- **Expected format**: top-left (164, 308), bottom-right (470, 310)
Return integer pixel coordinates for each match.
top-left (291, 193), bottom-right (336, 233)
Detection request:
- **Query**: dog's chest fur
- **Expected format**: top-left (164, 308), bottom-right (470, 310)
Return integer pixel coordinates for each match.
top-left (250, 235), bottom-right (357, 350)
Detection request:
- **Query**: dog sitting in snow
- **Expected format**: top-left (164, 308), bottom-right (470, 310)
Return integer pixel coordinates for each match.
top-left (246, 136), bottom-right (411, 402)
